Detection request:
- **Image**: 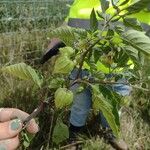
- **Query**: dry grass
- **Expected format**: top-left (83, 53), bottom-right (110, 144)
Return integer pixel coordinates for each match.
top-left (81, 108), bottom-right (150, 150)
top-left (120, 108), bottom-right (150, 150)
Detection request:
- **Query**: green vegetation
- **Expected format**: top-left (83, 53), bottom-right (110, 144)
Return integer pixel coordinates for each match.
top-left (0, 0), bottom-right (150, 149)
top-left (0, 0), bottom-right (72, 32)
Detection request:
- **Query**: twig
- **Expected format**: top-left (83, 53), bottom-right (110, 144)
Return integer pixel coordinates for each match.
top-left (70, 79), bottom-right (150, 92)
top-left (76, 38), bottom-right (102, 79)
top-left (130, 85), bottom-right (150, 92)
top-left (111, 0), bottom-right (120, 13)
top-left (22, 98), bottom-right (50, 130)
top-left (60, 141), bottom-right (84, 150)
top-left (71, 78), bottom-right (129, 86)
top-left (46, 109), bottom-right (54, 150)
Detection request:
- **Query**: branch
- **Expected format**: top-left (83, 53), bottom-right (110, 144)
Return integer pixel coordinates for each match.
top-left (76, 38), bottom-right (103, 79)
top-left (22, 97), bottom-right (51, 130)
top-left (71, 78), bottom-right (128, 87)
top-left (130, 85), bottom-right (150, 92)
top-left (75, 6), bottom-right (124, 80)
top-left (60, 141), bottom-right (83, 150)
top-left (70, 79), bottom-right (150, 92)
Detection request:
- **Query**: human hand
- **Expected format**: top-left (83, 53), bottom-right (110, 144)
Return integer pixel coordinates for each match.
top-left (0, 108), bottom-right (39, 150)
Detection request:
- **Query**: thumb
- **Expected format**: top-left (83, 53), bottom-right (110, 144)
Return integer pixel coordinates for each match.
top-left (0, 119), bottom-right (22, 140)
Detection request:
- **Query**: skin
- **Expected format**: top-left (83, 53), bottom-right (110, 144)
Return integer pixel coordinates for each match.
top-left (0, 108), bottom-right (39, 150)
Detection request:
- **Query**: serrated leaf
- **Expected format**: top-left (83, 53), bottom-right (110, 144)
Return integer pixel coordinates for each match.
top-left (114, 50), bottom-right (129, 67)
top-left (123, 45), bottom-right (140, 66)
top-left (91, 85), bottom-right (119, 137)
top-left (115, 25), bottom-right (125, 34)
top-left (100, 0), bottom-right (110, 13)
top-left (121, 30), bottom-right (150, 56)
top-left (126, 0), bottom-right (150, 14)
top-left (90, 8), bottom-right (98, 31)
top-left (94, 48), bottom-right (102, 63)
top-left (123, 18), bottom-right (142, 31)
top-left (52, 121), bottom-right (69, 144)
top-left (1, 63), bottom-right (42, 88)
top-left (48, 26), bottom-right (87, 46)
top-left (48, 26), bottom-right (76, 46)
top-left (99, 85), bottom-right (121, 127)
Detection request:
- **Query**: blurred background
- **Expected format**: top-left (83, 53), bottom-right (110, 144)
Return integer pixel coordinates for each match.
top-left (0, 0), bottom-right (149, 149)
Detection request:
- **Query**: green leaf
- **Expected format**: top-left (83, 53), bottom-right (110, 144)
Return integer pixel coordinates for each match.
top-left (93, 48), bottom-right (102, 63)
top-left (121, 30), bottom-right (150, 56)
top-left (123, 45), bottom-right (140, 66)
top-left (123, 18), bottom-right (142, 31)
top-left (91, 85), bottom-right (119, 137)
top-left (107, 29), bottom-right (115, 37)
top-left (90, 8), bottom-right (98, 31)
top-left (118, 0), bottom-right (130, 6)
top-left (114, 49), bottom-right (129, 67)
top-left (100, 0), bottom-right (110, 13)
top-left (126, 0), bottom-right (150, 14)
top-left (115, 25), bottom-right (125, 34)
top-left (48, 26), bottom-right (76, 46)
top-left (52, 121), bottom-right (69, 144)
top-left (97, 11), bottom-right (105, 19)
top-left (1, 63), bottom-right (42, 88)
top-left (99, 85), bottom-right (121, 126)
top-left (48, 26), bottom-right (87, 46)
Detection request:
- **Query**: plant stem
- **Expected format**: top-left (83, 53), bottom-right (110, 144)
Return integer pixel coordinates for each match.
top-left (75, 8), bottom-right (121, 80)
top-left (60, 141), bottom-right (83, 150)
top-left (46, 109), bottom-right (54, 150)
top-left (71, 79), bottom-right (150, 92)
top-left (22, 98), bottom-right (50, 130)
top-left (76, 37), bottom-right (103, 79)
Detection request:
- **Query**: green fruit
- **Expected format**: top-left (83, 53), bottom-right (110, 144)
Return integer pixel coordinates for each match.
top-left (59, 47), bottom-right (75, 57)
top-left (48, 78), bottom-right (64, 89)
top-left (54, 88), bottom-right (73, 109)
top-left (53, 56), bottom-right (75, 74)
top-left (100, 54), bottom-right (114, 66)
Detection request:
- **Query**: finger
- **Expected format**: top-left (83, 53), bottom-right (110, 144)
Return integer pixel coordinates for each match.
top-left (0, 119), bottom-right (22, 140)
top-left (0, 108), bottom-right (39, 134)
top-left (0, 135), bottom-right (19, 150)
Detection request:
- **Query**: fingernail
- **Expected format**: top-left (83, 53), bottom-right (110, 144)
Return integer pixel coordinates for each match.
top-left (35, 124), bottom-right (40, 132)
top-left (10, 119), bottom-right (22, 131)
top-left (0, 145), bottom-right (7, 150)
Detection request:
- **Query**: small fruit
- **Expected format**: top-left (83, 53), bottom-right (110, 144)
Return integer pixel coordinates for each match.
top-left (54, 88), bottom-right (73, 109)
top-left (53, 56), bottom-right (75, 74)
top-left (59, 46), bottom-right (75, 57)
